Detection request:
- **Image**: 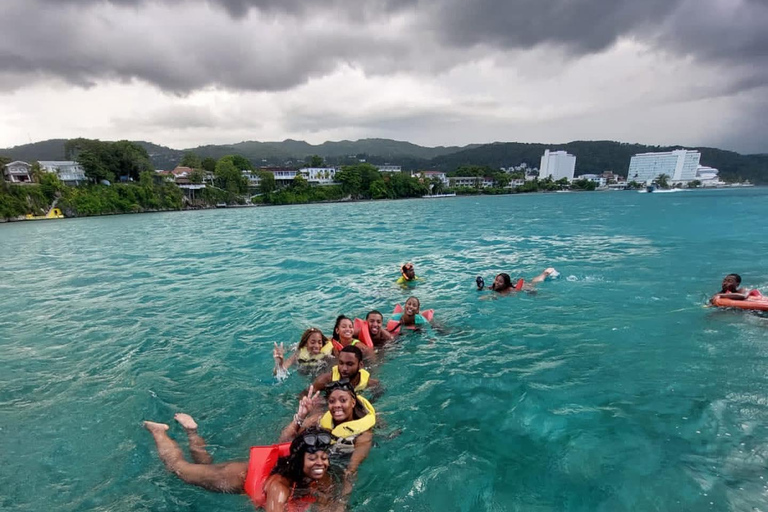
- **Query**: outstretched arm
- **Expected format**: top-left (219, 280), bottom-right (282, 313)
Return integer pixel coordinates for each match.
top-left (341, 430), bottom-right (373, 497)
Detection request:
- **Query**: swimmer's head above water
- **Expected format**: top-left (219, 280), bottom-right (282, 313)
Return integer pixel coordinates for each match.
top-left (401, 262), bottom-right (416, 281)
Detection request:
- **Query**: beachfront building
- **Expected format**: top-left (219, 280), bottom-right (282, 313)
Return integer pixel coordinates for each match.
top-left (299, 167), bottom-right (337, 185)
top-left (695, 165), bottom-right (725, 187)
top-left (377, 165), bottom-right (401, 173)
top-left (38, 161), bottom-right (87, 186)
top-left (627, 149), bottom-right (700, 185)
top-left (539, 150), bottom-right (576, 182)
top-left (3, 161), bottom-right (33, 183)
top-left (413, 170), bottom-right (449, 187)
top-left (578, 174), bottom-right (607, 187)
top-left (449, 176), bottom-right (495, 188)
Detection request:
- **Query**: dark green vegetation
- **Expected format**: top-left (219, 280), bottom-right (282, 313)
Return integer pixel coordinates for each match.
top-left (3, 138), bottom-right (767, 184)
top-left (256, 163), bottom-right (429, 205)
top-left (0, 172), bottom-right (183, 219)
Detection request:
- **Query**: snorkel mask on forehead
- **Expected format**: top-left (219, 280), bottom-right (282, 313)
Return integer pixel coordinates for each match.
top-left (291, 428), bottom-right (335, 455)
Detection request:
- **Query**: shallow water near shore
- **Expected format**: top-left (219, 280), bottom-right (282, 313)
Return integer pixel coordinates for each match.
top-left (2, 188), bottom-right (768, 511)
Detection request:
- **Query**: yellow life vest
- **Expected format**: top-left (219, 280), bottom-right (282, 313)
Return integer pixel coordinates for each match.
top-left (331, 366), bottom-right (370, 392)
top-left (297, 342), bottom-right (333, 366)
top-left (319, 395), bottom-right (376, 454)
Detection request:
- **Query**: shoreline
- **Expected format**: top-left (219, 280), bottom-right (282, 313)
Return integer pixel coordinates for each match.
top-left (1, 186), bottom-right (763, 224)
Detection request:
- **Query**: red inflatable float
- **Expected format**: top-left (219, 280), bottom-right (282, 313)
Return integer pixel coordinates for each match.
top-left (385, 304), bottom-right (434, 334)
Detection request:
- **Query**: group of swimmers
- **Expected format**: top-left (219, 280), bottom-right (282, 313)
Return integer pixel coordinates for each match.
top-left (143, 264), bottom-right (760, 511)
top-left (143, 262), bottom-right (461, 511)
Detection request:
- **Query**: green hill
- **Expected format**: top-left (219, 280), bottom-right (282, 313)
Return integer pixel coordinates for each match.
top-left (3, 138), bottom-right (766, 183)
top-left (429, 141), bottom-right (768, 184)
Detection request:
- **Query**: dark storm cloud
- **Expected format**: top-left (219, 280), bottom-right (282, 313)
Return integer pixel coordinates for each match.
top-left (3, 0), bottom-right (768, 95)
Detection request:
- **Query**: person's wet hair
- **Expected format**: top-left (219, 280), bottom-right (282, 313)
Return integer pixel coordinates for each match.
top-left (727, 273), bottom-right (742, 285)
top-left (496, 273), bottom-right (512, 290)
top-left (331, 315), bottom-right (351, 341)
top-left (298, 327), bottom-right (327, 349)
top-left (340, 344), bottom-right (363, 362)
top-left (365, 310), bottom-right (383, 320)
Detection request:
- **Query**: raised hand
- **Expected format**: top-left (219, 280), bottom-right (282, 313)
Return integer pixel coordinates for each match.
top-left (273, 342), bottom-right (285, 363)
top-left (296, 385), bottom-right (321, 422)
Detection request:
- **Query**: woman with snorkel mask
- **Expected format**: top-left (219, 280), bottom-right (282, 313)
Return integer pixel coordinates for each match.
top-left (143, 415), bottom-right (338, 511)
top-left (280, 379), bottom-right (376, 497)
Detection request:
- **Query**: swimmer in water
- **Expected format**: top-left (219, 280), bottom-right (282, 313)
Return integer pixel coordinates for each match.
top-left (312, 345), bottom-right (380, 395)
top-left (280, 381), bottom-right (375, 499)
top-left (490, 268), bottom-right (557, 293)
top-left (329, 315), bottom-right (375, 361)
top-left (354, 310), bottom-right (394, 347)
top-left (388, 296), bottom-right (431, 331)
top-left (143, 415), bottom-right (338, 511)
top-left (710, 273), bottom-right (764, 304)
top-left (273, 327), bottom-right (334, 375)
top-left (396, 262), bottom-right (419, 285)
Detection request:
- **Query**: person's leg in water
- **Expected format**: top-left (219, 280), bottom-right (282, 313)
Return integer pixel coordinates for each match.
top-left (174, 413), bottom-right (213, 464)
top-left (143, 419), bottom-right (247, 493)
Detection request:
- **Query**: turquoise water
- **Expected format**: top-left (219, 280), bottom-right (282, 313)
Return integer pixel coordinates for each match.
top-left (2, 188), bottom-right (768, 511)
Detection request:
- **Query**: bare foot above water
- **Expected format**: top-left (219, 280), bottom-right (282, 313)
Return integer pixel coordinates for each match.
top-left (174, 413), bottom-right (198, 430)
top-left (143, 421), bottom-right (169, 433)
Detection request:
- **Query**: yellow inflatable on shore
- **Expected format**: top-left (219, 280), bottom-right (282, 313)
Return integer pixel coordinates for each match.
top-left (25, 208), bottom-right (64, 220)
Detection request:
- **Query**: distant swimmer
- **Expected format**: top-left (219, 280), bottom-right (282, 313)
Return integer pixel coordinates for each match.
top-left (273, 327), bottom-right (334, 376)
top-left (711, 273), bottom-right (764, 304)
top-left (312, 345), bottom-right (379, 395)
top-left (489, 268), bottom-right (558, 294)
top-left (280, 381), bottom-right (375, 498)
top-left (143, 414), bottom-right (338, 510)
top-left (355, 310), bottom-right (394, 347)
top-left (396, 262), bottom-right (419, 285)
top-left (330, 315), bottom-right (375, 360)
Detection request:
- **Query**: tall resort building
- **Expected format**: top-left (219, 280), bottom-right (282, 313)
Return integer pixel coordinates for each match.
top-left (539, 150), bottom-right (576, 182)
top-left (627, 149), bottom-right (701, 185)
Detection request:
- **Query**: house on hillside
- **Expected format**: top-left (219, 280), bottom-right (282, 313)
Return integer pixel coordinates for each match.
top-left (3, 161), bottom-right (33, 183)
top-left (413, 170), bottom-right (449, 187)
top-left (38, 161), bottom-right (87, 186)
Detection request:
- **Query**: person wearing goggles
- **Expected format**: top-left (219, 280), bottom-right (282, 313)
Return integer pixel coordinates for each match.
top-left (280, 380), bottom-right (376, 499)
top-left (143, 415), bottom-right (338, 510)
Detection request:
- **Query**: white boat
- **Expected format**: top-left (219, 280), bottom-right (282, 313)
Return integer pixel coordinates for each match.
top-left (422, 193), bottom-right (457, 198)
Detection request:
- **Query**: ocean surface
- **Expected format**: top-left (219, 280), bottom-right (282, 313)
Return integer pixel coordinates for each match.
top-left (2, 188), bottom-right (768, 512)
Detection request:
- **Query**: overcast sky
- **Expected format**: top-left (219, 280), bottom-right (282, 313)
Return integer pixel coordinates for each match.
top-left (1, 0), bottom-right (767, 153)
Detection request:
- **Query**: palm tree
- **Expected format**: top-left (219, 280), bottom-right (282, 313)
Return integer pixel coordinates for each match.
top-left (654, 173), bottom-right (670, 189)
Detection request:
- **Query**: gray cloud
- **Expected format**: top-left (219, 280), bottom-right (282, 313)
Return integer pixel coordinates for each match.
top-left (3, 0), bottom-right (767, 97)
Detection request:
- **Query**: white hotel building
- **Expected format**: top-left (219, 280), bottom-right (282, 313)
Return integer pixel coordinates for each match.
top-left (627, 149), bottom-right (700, 185)
top-left (539, 150), bottom-right (576, 182)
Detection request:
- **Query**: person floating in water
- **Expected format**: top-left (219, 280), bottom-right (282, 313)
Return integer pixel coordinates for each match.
top-left (143, 414), bottom-right (338, 511)
top-left (711, 273), bottom-right (763, 304)
top-left (489, 268), bottom-right (557, 293)
top-left (312, 345), bottom-right (379, 395)
top-left (388, 296), bottom-right (431, 332)
top-left (273, 327), bottom-right (334, 376)
top-left (280, 381), bottom-right (376, 499)
top-left (329, 315), bottom-right (375, 361)
top-left (354, 310), bottom-right (394, 347)
top-left (396, 262), bottom-right (419, 285)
